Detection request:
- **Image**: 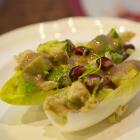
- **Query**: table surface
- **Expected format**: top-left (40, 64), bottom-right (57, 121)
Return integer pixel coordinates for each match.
top-left (1, 0), bottom-right (140, 35)
top-left (0, 0), bottom-right (72, 34)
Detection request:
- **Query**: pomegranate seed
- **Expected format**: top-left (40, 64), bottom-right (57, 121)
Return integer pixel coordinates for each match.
top-left (123, 44), bottom-right (135, 50)
top-left (74, 46), bottom-right (90, 56)
top-left (122, 44), bottom-right (135, 60)
top-left (84, 74), bottom-right (102, 93)
top-left (96, 57), bottom-right (113, 71)
top-left (69, 66), bottom-right (85, 81)
top-left (103, 77), bottom-right (116, 89)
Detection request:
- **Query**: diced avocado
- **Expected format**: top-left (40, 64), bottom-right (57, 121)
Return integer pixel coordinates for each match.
top-left (86, 35), bottom-right (112, 55)
top-left (24, 55), bottom-right (52, 76)
top-left (37, 40), bottom-right (69, 64)
top-left (68, 81), bottom-right (90, 106)
top-left (67, 98), bottom-right (84, 109)
top-left (111, 52), bottom-right (123, 64)
top-left (108, 28), bottom-right (122, 49)
top-left (86, 29), bottom-right (122, 54)
top-left (37, 40), bottom-right (66, 53)
top-left (108, 28), bottom-right (120, 38)
top-left (16, 50), bottom-right (38, 70)
top-left (48, 66), bottom-right (71, 88)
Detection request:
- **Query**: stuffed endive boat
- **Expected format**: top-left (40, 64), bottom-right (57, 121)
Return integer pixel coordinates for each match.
top-left (0, 29), bottom-right (139, 131)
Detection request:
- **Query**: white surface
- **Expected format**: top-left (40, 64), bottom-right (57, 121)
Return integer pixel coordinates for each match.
top-left (81, 0), bottom-right (140, 16)
top-left (81, 0), bottom-right (118, 16)
top-left (0, 17), bottom-right (140, 139)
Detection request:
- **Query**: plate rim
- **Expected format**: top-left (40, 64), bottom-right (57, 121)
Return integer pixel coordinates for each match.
top-left (0, 16), bottom-right (140, 39)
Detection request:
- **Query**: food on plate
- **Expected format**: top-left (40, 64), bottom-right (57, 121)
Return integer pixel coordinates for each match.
top-left (0, 28), bottom-right (139, 131)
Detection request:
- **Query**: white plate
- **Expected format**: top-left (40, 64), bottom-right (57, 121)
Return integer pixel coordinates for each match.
top-left (0, 17), bottom-right (140, 140)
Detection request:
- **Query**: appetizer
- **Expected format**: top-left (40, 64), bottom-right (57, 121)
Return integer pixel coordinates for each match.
top-left (0, 29), bottom-right (140, 132)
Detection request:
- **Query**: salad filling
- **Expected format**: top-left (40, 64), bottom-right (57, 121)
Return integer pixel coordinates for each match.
top-left (0, 28), bottom-right (139, 125)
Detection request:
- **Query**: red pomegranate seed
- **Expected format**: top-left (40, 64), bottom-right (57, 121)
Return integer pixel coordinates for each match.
top-left (74, 46), bottom-right (90, 56)
top-left (103, 77), bottom-right (116, 89)
top-left (123, 44), bottom-right (135, 60)
top-left (69, 66), bottom-right (85, 81)
top-left (96, 57), bottom-right (113, 71)
top-left (123, 44), bottom-right (135, 50)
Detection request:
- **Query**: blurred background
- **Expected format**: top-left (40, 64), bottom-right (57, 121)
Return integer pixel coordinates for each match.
top-left (0, 0), bottom-right (140, 34)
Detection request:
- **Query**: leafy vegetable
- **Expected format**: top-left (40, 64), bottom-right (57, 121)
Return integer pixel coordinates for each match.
top-left (48, 67), bottom-right (71, 87)
top-left (79, 54), bottom-right (101, 79)
top-left (97, 69), bottom-right (140, 101)
top-left (111, 52), bottom-right (123, 64)
top-left (120, 31), bottom-right (135, 43)
top-left (0, 72), bottom-right (68, 105)
top-left (108, 28), bottom-right (120, 38)
top-left (79, 66), bottom-right (98, 79)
